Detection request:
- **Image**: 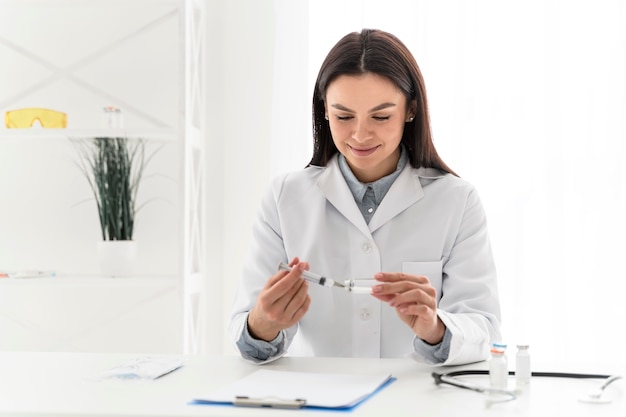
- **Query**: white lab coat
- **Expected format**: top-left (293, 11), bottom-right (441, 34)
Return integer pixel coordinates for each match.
top-left (229, 154), bottom-right (501, 366)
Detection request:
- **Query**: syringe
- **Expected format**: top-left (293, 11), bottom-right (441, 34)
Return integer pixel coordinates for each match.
top-left (343, 280), bottom-right (373, 294)
top-left (277, 263), bottom-right (373, 293)
top-left (277, 262), bottom-right (344, 288)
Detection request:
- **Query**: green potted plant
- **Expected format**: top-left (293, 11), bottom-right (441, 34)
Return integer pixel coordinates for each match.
top-left (72, 136), bottom-right (153, 276)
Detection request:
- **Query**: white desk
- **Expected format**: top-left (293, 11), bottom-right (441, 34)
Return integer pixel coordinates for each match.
top-left (0, 352), bottom-right (623, 417)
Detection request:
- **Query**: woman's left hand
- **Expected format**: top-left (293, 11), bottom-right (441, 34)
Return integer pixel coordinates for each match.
top-left (370, 272), bottom-right (446, 345)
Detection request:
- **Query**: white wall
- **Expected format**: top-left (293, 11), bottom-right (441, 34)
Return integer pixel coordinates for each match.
top-left (204, 0), bottom-right (283, 354)
top-left (204, 0), bottom-right (314, 355)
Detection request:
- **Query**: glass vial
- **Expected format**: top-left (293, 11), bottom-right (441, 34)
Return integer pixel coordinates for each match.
top-left (489, 347), bottom-right (508, 389)
top-left (102, 106), bottom-right (123, 128)
top-left (515, 344), bottom-right (531, 385)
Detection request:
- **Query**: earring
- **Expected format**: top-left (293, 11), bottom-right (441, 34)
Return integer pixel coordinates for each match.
top-left (325, 114), bottom-right (329, 121)
top-left (408, 117), bottom-right (414, 122)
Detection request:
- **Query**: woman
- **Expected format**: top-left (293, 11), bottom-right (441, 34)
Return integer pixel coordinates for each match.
top-left (229, 29), bottom-right (501, 366)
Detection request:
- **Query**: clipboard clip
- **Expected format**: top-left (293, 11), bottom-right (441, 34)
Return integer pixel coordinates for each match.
top-left (234, 396), bottom-right (307, 409)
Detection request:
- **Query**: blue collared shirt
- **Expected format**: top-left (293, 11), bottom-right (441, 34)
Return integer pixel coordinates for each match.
top-left (337, 147), bottom-right (408, 224)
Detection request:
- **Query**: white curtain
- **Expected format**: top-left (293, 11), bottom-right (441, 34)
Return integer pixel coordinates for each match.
top-left (267, 0), bottom-right (626, 363)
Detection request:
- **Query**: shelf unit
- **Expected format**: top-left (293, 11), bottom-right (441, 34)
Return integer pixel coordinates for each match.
top-left (0, 0), bottom-right (206, 354)
top-left (0, 128), bottom-right (177, 139)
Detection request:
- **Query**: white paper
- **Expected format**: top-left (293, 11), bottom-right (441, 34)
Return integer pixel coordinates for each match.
top-left (193, 369), bottom-right (393, 409)
top-left (97, 356), bottom-right (184, 380)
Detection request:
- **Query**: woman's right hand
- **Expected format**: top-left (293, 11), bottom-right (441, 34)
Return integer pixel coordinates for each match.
top-left (247, 257), bottom-right (311, 341)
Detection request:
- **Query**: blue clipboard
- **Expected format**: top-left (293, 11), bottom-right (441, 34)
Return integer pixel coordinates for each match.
top-left (189, 370), bottom-right (396, 411)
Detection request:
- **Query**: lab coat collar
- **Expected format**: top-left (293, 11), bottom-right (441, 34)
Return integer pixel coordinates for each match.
top-left (316, 155), bottom-right (446, 235)
top-left (414, 166), bottom-right (447, 180)
top-left (368, 165), bottom-right (433, 232)
top-left (316, 155), bottom-right (370, 236)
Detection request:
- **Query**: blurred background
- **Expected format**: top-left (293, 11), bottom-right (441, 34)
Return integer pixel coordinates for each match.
top-left (1, 0), bottom-right (624, 365)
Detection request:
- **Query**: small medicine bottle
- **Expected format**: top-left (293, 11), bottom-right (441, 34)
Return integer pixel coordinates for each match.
top-left (489, 347), bottom-right (508, 389)
top-left (102, 106), bottom-right (123, 128)
top-left (515, 344), bottom-right (531, 385)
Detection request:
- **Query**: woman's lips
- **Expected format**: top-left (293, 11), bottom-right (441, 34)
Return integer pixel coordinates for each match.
top-left (349, 145), bottom-right (378, 157)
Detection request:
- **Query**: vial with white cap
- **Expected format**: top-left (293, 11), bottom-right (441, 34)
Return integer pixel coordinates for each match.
top-left (515, 344), bottom-right (531, 385)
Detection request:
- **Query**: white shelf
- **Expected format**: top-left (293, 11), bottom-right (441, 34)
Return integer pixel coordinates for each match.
top-left (0, 276), bottom-right (183, 353)
top-left (0, 128), bottom-right (177, 140)
top-left (0, 0), bottom-right (181, 6)
top-left (0, 0), bottom-right (206, 354)
top-left (0, 276), bottom-right (177, 287)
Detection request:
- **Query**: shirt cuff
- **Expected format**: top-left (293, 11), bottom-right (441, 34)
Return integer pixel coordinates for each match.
top-left (236, 316), bottom-right (285, 363)
top-left (413, 327), bottom-right (452, 364)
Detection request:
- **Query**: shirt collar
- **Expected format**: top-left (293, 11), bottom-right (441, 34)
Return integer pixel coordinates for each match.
top-left (338, 146), bottom-right (409, 204)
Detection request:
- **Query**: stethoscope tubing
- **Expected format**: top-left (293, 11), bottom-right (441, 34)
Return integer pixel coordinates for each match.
top-left (431, 369), bottom-right (620, 402)
top-left (434, 369), bottom-right (613, 380)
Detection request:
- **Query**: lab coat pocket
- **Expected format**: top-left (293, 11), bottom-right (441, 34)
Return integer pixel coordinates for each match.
top-left (402, 260), bottom-right (443, 297)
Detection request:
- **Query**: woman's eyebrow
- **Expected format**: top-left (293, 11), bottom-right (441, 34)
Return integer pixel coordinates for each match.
top-left (330, 102), bottom-right (397, 113)
top-left (370, 102), bottom-right (397, 112)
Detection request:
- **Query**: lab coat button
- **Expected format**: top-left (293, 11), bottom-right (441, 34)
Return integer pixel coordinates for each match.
top-left (359, 308), bottom-right (371, 320)
top-left (361, 243), bottom-right (372, 253)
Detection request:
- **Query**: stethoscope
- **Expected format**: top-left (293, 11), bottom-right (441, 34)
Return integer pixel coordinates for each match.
top-left (431, 369), bottom-right (623, 403)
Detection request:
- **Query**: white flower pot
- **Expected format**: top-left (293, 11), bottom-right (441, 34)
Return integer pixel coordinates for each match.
top-left (97, 240), bottom-right (138, 277)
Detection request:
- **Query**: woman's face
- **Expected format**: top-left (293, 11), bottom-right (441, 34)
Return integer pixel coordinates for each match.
top-left (325, 73), bottom-right (413, 183)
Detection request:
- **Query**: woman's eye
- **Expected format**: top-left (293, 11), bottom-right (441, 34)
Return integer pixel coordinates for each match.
top-left (333, 115), bottom-right (390, 121)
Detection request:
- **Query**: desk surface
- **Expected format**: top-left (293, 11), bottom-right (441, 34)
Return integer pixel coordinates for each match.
top-left (0, 352), bottom-right (623, 417)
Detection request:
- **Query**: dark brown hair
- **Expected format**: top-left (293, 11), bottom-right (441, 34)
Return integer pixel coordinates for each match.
top-left (309, 29), bottom-right (456, 176)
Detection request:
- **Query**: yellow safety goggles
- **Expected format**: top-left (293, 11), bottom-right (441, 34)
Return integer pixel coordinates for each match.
top-left (5, 108), bottom-right (67, 128)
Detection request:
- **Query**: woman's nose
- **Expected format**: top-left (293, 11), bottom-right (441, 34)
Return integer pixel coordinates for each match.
top-left (352, 119), bottom-right (371, 142)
